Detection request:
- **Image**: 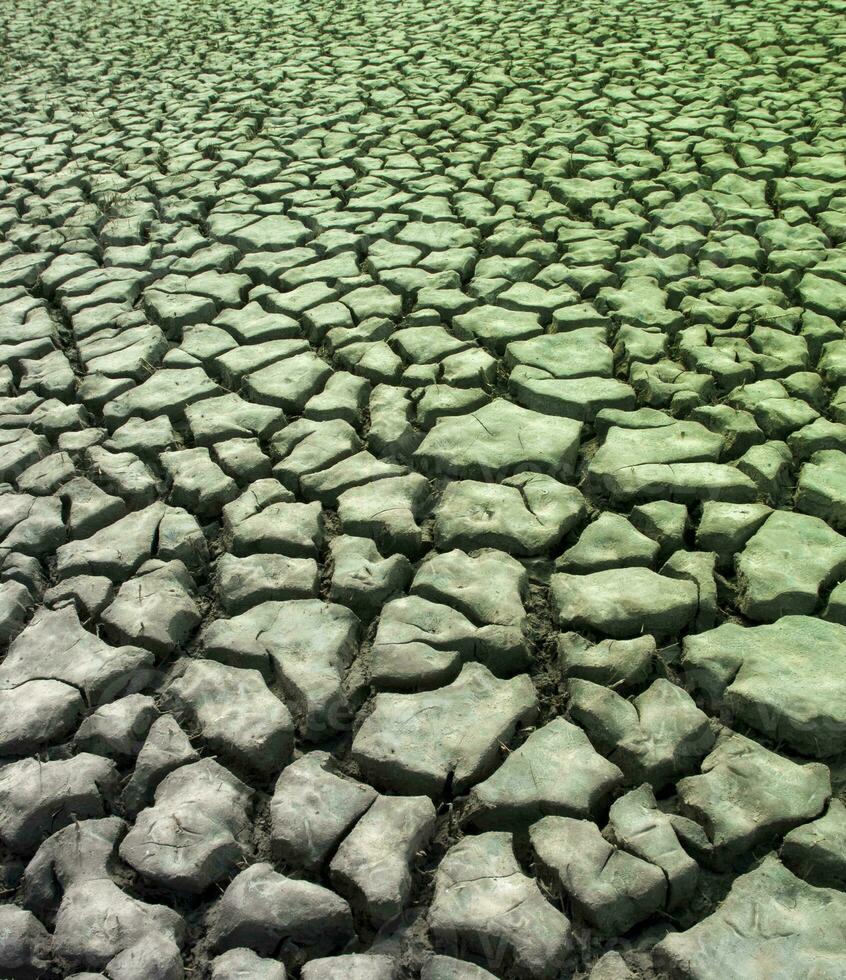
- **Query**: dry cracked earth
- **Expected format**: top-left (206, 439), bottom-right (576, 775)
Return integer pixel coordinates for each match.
top-left (1, 0), bottom-right (846, 977)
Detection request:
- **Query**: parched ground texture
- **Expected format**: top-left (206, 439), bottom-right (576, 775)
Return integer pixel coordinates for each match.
top-left (2, 0), bottom-right (846, 977)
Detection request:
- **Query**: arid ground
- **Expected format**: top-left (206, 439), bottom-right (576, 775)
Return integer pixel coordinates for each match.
top-left (1, 0), bottom-right (846, 977)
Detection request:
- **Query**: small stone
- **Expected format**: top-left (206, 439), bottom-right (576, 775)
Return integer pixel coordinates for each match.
top-left (653, 855), bottom-right (846, 979)
top-left (608, 785), bottom-right (699, 910)
top-left (58, 477), bottom-right (125, 540)
top-left (735, 440), bottom-right (792, 503)
top-left (0, 905), bottom-right (52, 980)
top-left (530, 815), bottom-right (666, 934)
top-left (74, 694), bottom-right (157, 761)
top-left (629, 500), bottom-right (689, 560)
top-left (22, 816), bottom-right (125, 918)
top-left (17, 450), bottom-right (75, 494)
top-left (551, 567), bottom-right (698, 639)
top-left (367, 384), bottom-right (421, 460)
top-left (59, 429), bottom-right (106, 454)
top-left (161, 447), bottom-right (239, 518)
top-left (214, 300), bottom-right (300, 344)
top-left (415, 385), bottom-right (489, 429)
top-left (103, 368), bottom-right (220, 428)
top-left (217, 553), bottom-right (318, 614)
top-left (428, 831), bottom-right (571, 980)
top-left (0, 493), bottom-right (65, 556)
top-left (328, 536), bottom-right (412, 620)
top-left (0, 433), bottom-right (50, 482)
top-left (208, 862), bottom-right (355, 958)
top-left (689, 404), bottom-right (763, 459)
top-left (270, 752), bottom-right (377, 871)
top-left (414, 399), bottom-right (581, 482)
top-left (677, 732), bottom-right (831, 868)
top-left (509, 371), bottom-right (635, 422)
top-left (337, 473), bottom-right (429, 557)
top-left (185, 392), bottom-right (286, 446)
top-left (211, 213), bottom-right (309, 252)
top-left (661, 550), bottom-right (719, 631)
top-left (505, 329), bottom-right (612, 380)
top-left (213, 437), bottom-right (272, 485)
top-left (55, 501), bottom-right (208, 582)
top-left (434, 475), bottom-right (586, 555)
top-left (301, 954), bottom-right (396, 980)
top-left (300, 451), bottom-right (408, 508)
top-left (796, 449), bottom-right (846, 533)
top-left (101, 935), bottom-right (183, 980)
top-left (422, 957), bottom-right (498, 980)
top-left (556, 513), bottom-right (659, 572)
top-left (304, 371), bottom-right (370, 425)
top-left (244, 351), bottom-right (332, 413)
top-left (105, 415), bottom-right (177, 461)
top-left (736, 510), bottom-right (846, 620)
top-left (352, 662), bottom-right (537, 797)
top-left (0, 552), bottom-right (43, 596)
top-left (695, 501), bottom-right (772, 569)
top-left (568, 678), bottom-right (715, 790)
top-left (683, 616), bottom-right (846, 756)
top-left (122, 714), bottom-right (199, 817)
top-left (53, 878), bottom-right (184, 973)
top-left (100, 559), bottom-right (201, 658)
top-left (330, 795), bottom-right (436, 925)
top-left (85, 447), bottom-right (159, 508)
top-left (211, 948), bottom-right (287, 980)
top-left (604, 461), bottom-right (756, 505)
top-left (44, 575), bottom-right (113, 619)
top-left (0, 579), bottom-right (34, 644)
top-left (0, 679), bottom-right (84, 756)
top-left (214, 339), bottom-right (309, 387)
top-left (588, 419), bottom-right (721, 501)
top-left (752, 396), bottom-right (820, 441)
top-left (224, 496), bottom-right (323, 559)
top-left (588, 952), bottom-right (635, 980)
top-left (466, 717), bottom-right (623, 830)
top-left (789, 418), bottom-right (846, 462)
top-left (781, 798), bottom-right (846, 889)
top-left (165, 659), bottom-right (294, 776)
top-left (0, 754), bottom-right (118, 855)
top-left (411, 547), bottom-right (528, 644)
top-left (556, 633), bottom-right (654, 689)
top-left (369, 596), bottom-right (494, 690)
top-left (120, 759), bottom-right (253, 893)
top-left (824, 578), bottom-right (846, 625)
top-left (201, 600), bottom-right (359, 740)
top-left (453, 306), bottom-right (542, 353)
